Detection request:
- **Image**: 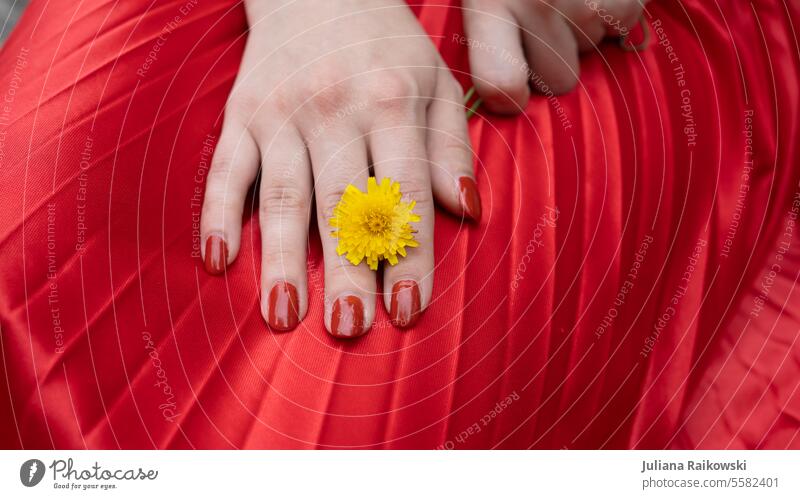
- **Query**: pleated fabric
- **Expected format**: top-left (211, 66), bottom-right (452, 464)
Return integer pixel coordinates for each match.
top-left (0, 0), bottom-right (798, 449)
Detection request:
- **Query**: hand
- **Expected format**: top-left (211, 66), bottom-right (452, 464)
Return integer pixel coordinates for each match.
top-left (462, 0), bottom-right (645, 112)
top-left (201, 0), bottom-right (480, 337)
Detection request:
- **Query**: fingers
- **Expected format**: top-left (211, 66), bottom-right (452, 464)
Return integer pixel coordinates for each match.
top-left (566, 5), bottom-right (606, 52)
top-left (257, 124), bottom-right (312, 332)
top-left (310, 130), bottom-right (375, 338)
top-left (567, 0), bottom-right (644, 47)
top-left (201, 120), bottom-right (260, 274)
top-left (462, 0), bottom-right (530, 114)
top-left (427, 75), bottom-right (481, 223)
top-left (517, 7), bottom-right (580, 95)
top-left (369, 108), bottom-right (434, 329)
top-left (599, 0), bottom-right (644, 37)
top-left (464, 0), bottom-right (644, 109)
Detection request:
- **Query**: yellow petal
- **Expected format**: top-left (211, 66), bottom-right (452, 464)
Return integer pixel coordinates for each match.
top-left (329, 176), bottom-right (420, 272)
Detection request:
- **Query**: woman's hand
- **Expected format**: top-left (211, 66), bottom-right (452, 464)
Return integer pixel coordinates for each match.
top-left (463, 0), bottom-right (645, 112)
top-left (201, 0), bottom-right (479, 337)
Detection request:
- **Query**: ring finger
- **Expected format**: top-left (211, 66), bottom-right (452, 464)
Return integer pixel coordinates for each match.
top-left (310, 128), bottom-right (376, 338)
top-left (369, 109), bottom-right (433, 329)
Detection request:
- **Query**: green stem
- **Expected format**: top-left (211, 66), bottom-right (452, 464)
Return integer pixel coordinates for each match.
top-left (463, 86), bottom-right (475, 104)
top-left (466, 97), bottom-right (482, 120)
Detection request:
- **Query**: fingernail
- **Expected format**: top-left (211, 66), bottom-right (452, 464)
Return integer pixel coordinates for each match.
top-left (204, 235), bottom-right (228, 275)
top-left (268, 282), bottom-right (299, 331)
top-left (390, 280), bottom-right (421, 328)
top-left (331, 296), bottom-right (365, 338)
top-left (459, 176), bottom-right (482, 222)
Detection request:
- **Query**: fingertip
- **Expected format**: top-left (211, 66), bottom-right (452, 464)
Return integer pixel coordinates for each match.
top-left (462, 4), bottom-right (531, 114)
top-left (329, 295), bottom-right (368, 339)
top-left (204, 234), bottom-right (229, 275)
top-left (264, 281), bottom-right (301, 332)
top-left (434, 174), bottom-right (482, 223)
top-left (458, 176), bottom-right (482, 223)
top-left (388, 279), bottom-right (421, 329)
top-left (431, 172), bottom-right (481, 223)
top-left (474, 74), bottom-right (530, 114)
top-left (542, 74), bottom-right (579, 96)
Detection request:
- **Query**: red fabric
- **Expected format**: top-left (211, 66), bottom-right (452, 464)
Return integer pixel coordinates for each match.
top-left (0, 0), bottom-right (799, 449)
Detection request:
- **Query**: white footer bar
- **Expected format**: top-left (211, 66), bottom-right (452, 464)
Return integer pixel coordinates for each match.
top-left (3, 450), bottom-right (798, 497)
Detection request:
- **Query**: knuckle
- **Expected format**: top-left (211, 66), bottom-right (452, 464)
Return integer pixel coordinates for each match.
top-left (200, 193), bottom-right (240, 228)
top-left (262, 241), bottom-right (300, 264)
top-left (306, 86), bottom-right (348, 116)
top-left (307, 65), bottom-right (347, 93)
top-left (206, 159), bottom-right (238, 191)
top-left (260, 184), bottom-right (309, 216)
top-left (441, 134), bottom-right (473, 160)
top-left (447, 77), bottom-right (465, 101)
top-left (227, 93), bottom-right (263, 118)
top-left (271, 66), bottom-right (350, 117)
top-left (318, 188), bottom-right (347, 217)
top-left (325, 255), bottom-right (367, 278)
top-left (368, 73), bottom-right (420, 111)
top-left (397, 180), bottom-right (432, 206)
top-left (325, 257), bottom-right (351, 276)
top-left (299, 67), bottom-right (350, 115)
top-left (208, 154), bottom-right (235, 177)
top-left (271, 88), bottom-right (299, 117)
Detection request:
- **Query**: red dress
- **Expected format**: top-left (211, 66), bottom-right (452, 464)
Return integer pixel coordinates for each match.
top-left (0, 0), bottom-right (798, 449)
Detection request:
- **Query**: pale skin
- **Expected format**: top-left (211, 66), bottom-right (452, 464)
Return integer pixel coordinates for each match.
top-left (463, 0), bottom-right (646, 112)
top-left (200, 0), bottom-right (645, 337)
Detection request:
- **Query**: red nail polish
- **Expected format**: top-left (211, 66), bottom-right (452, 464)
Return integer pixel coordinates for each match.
top-left (331, 296), bottom-right (365, 338)
top-left (390, 280), bottom-right (421, 328)
top-left (204, 235), bottom-right (228, 275)
top-left (459, 177), bottom-right (482, 222)
top-left (268, 282), bottom-right (299, 331)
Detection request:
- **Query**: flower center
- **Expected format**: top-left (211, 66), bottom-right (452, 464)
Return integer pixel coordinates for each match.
top-left (364, 210), bottom-right (391, 234)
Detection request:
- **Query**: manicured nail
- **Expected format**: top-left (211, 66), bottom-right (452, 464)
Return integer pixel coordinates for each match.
top-left (331, 296), bottom-right (365, 338)
top-left (204, 235), bottom-right (228, 275)
top-left (268, 282), bottom-right (299, 331)
top-left (459, 176), bottom-right (482, 222)
top-left (390, 280), bottom-right (421, 328)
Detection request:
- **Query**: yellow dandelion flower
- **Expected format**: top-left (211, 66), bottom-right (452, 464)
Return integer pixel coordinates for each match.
top-left (329, 177), bottom-right (421, 270)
